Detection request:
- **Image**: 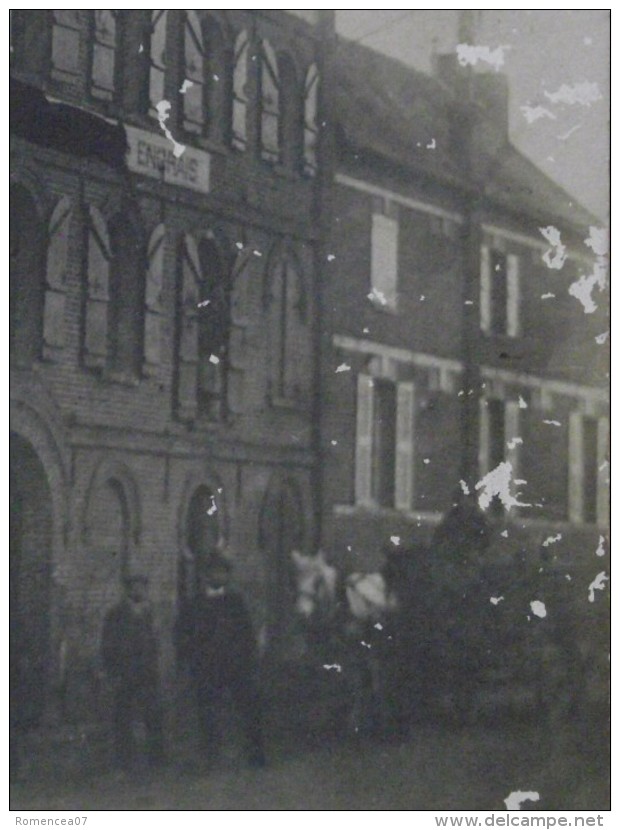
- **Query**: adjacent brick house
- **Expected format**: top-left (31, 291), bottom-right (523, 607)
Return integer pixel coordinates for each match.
top-left (320, 41), bottom-right (609, 581)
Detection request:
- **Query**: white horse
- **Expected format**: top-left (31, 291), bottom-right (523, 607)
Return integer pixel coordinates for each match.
top-left (290, 550), bottom-right (400, 735)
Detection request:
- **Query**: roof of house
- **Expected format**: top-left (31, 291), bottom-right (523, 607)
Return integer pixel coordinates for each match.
top-left (333, 38), bottom-right (598, 232)
top-left (333, 38), bottom-right (463, 189)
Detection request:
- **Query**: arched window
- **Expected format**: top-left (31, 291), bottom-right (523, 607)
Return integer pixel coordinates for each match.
top-left (303, 64), bottom-right (319, 175)
top-left (266, 251), bottom-right (308, 403)
top-left (148, 10), bottom-right (167, 115)
top-left (177, 235), bottom-right (231, 421)
top-left (259, 475), bottom-right (305, 649)
top-left (279, 54), bottom-right (302, 171)
top-left (182, 12), bottom-right (228, 140)
top-left (179, 483), bottom-right (224, 603)
top-left (259, 40), bottom-right (281, 163)
top-left (232, 30), bottom-right (249, 151)
top-left (91, 11), bottom-right (118, 100)
top-left (107, 212), bottom-right (145, 376)
top-left (87, 477), bottom-right (131, 581)
top-left (51, 11), bottom-right (82, 78)
top-left (10, 185), bottom-right (46, 362)
top-left (196, 238), bottom-right (230, 418)
top-left (183, 11), bottom-right (206, 135)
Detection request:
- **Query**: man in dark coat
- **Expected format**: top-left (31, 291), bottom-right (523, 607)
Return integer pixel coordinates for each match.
top-left (101, 574), bottom-right (165, 770)
top-left (175, 555), bottom-right (266, 767)
top-left (429, 487), bottom-right (493, 721)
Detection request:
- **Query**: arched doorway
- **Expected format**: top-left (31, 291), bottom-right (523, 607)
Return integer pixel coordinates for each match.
top-left (10, 433), bottom-right (54, 731)
top-left (259, 476), bottom-right (305, 653)
top-left (179, 484), bottom-right (222, 604)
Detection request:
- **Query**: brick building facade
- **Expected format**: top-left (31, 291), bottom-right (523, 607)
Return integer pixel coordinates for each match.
top-left (10, 10), bottom-right (334, 723)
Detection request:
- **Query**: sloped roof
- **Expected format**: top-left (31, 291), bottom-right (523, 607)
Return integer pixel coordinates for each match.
top-left (333, 38), bottom-right (464, 188)
top-left (481, 143), bottom-right (598, 230)
top-left (333, 38), bottom-right (597, 232)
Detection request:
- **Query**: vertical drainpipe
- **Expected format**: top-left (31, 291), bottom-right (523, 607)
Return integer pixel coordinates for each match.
top-left (456, 11), bottom-right (483, 487)
top-left (311, 11), bottom-right (336, 553)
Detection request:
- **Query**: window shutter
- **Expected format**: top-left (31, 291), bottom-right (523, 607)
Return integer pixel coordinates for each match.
top-left (303, 64), bottom-right (319, 175)
top-left (568, 412), bottom-right (584, 524)
top-left (143, 223), bottom-right (165, 375)
top-left (506, 253), bottom-right (520, 337)
top-left (597, 416), bottom-right (610, 527)
top-left (395, 381), bottom-right (415, 511)
top-left (480, 244), bottom-right (491, 333)
top-left (355, 374), bottom-right (375, 505)
top-left (84, 205), bottom-right (111, 368)
top-left (149, 11), bottom-right (167, 115)
top-left (43, 196), bottom-right (72, 358)
top-left (232, 30), bottom-right (249, 151)
top-left (370, 213), bottom-right (398, 308)
top-left (176, 234), bottom-right (200, 418)
top-left (504, 400), bottom-right (521, 475)
top-left (183, 11), bottom-right (205, 134)
top-left (52, 11), bottom-right (81, 76)
top-left (478, 397), bottom-right (490, 477)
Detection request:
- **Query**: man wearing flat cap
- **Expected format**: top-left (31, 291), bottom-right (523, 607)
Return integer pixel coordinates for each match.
top-left (101, 573), bottom-right (165, 771)
top-left (175, 549), bottom-right (266, 767)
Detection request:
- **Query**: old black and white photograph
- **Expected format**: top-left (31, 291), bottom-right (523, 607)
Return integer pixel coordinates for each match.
top-left (9, 9), bottom-right (610, 814)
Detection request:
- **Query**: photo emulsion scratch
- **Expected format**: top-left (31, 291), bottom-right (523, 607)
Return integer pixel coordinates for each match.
top-left (9, 9), bottom-right (609, 813)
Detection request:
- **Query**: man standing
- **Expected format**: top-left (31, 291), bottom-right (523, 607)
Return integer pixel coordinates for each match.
top-left (101, 574), bottom-right (165, 771)
top-left (175, 554), bottom-right (266, 767)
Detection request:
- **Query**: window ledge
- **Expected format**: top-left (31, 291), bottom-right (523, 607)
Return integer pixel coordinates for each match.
top-left (104, 369), bottom-right (140, 387)
top-left (518, 516), bottom-right (608, 531)
top-left (334, 503), bottom-right (443, 524)
top-left (368, 293), bottom-right (399, 315)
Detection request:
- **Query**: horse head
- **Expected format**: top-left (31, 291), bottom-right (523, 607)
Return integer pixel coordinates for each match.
top-left (345, 571), bottom-right (399, 623)
top-left (290, 549), bottom-right (338, 620)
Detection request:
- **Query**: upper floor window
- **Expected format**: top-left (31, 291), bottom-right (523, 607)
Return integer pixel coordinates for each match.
top-left (182, 12), bottom-right (229, 143)
top-left (303, 64), bottom-right (319, 176)
top-left (265, 252), bottom-right (308, 404)
top-left (10, 185), bottom-right (46, 362)
top-left (480, 244), bottom-right (520, 337)
top-left (51, 11), bottom-right (82, 78)
top-left (569, 412), bottom-right (609, 526)
top-left (107, 212), bottom-right (146, 377)
top-left (91, 11), bottom-right (118, 100)
top-left (370, 210), bottom-right (399, 310)
top-left (148, 10), bottom-right (167, 115)
top-left (279, 54), bottom-right (301, 171)
top-left (177, 234), bottom-right (231, 421)
top-left (196, 238), bottom-right (231, 418)
top-left (232, 30), bottom-right (249, 151)
top-left (355, 373), bottom-right (416, 511)
top-left (259, 40), bottom-right (281, 163)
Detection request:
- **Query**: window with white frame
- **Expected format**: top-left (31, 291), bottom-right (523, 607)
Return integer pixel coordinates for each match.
top-left (569, 412), bottom-right (609, 526)
top-left (355, 373), bottom-right (415, 510)
top-left (370, 212), bottom-right (398, 310)
top-left (479, 396), bottom-right (521, 514)
top-left (480, 244), bottom-right (520, 337)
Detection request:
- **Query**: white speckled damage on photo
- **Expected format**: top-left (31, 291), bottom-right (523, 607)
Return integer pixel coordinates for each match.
top-left (9, 9), bottom-right (609, 814)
